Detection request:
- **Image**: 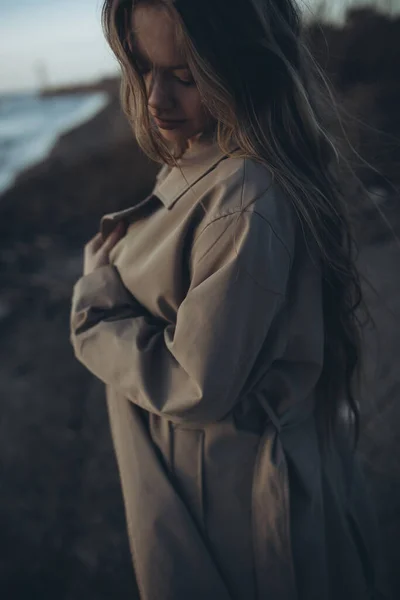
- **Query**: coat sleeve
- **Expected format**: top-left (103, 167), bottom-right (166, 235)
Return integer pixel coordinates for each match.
top-left (70, 209), bottom-right (292, 425)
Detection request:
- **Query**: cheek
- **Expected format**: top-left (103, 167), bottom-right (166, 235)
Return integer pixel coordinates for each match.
top-left (181, 89), bottom-right (207, 123)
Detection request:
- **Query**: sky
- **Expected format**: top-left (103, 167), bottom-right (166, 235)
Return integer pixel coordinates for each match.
top-left (0, 0), bottom-right (399, 93)
top-left (0, 0), bottom-right (118, 93)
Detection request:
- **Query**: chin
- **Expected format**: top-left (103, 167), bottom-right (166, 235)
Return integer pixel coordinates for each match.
top-left (157, 125), bottom-right (207, 155)
top-left (159, 129), bottom-right (184, 142)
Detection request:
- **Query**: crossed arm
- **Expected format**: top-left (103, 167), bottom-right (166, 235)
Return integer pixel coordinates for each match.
top-left (70, 210), bottom-right (291, 425)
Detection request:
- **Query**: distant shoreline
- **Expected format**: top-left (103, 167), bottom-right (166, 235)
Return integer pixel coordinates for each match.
top-left (0, 76), bottom-right (158, 251)
top-left (0, 89), bottom-right (112, 197)
top-left (39, 77), bottom-right (121, 99)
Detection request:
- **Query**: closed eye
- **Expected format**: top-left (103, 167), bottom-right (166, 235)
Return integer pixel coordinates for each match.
top-left (137, 66), bottom-right (195, 87)
top-left (173, 75), bottom-right (195, 86)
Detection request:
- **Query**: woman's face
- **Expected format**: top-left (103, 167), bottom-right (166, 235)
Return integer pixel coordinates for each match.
top-left (131, 5), bottom-right (211, 148)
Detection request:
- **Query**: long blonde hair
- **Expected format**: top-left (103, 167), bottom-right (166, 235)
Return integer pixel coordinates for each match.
top-left (102, 0), bottom-right (366, 449)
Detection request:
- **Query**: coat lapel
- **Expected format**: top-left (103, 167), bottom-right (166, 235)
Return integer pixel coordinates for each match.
top-left (99, 194), bottom-right (155, 239)
top-left (154, 140), bottom-right (239, 209)
top-left (99, 139), bottom-right (240, 238)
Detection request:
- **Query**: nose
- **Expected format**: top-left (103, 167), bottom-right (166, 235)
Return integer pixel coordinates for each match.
top-left (147, 70), bottom-right (176, 114)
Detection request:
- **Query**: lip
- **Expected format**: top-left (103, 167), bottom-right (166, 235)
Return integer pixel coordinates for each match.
top-left (153, 117), bottom-right (186, 130)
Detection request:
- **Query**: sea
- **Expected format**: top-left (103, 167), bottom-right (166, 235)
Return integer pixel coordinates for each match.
top-left (0, 91), bottom-right (109, 196)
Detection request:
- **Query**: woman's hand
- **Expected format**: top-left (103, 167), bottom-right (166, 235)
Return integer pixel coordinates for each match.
top-left (83, 221), bottom-right (126, 276)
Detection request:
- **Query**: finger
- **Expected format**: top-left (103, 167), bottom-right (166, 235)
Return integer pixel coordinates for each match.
top-left (102, 223), bottom-right (126, 250)
top-left (86, 232), bottom-right (103, 251)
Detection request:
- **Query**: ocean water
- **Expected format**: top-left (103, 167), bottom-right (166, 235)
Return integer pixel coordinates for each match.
top-left (0, 91), bottom-right (109, 195)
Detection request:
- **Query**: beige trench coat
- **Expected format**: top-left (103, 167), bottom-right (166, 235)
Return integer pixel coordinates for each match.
top-left (70, 139), bottom-right (381, 600)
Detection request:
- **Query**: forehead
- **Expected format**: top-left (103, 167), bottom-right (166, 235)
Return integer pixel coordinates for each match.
top-left (131, 5), bottom-right (185, 67)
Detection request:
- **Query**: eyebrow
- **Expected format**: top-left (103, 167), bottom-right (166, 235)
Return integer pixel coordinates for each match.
top-left (167, 64), bottom-right (190, 69)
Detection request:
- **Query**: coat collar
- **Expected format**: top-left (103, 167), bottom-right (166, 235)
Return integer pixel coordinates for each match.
top-left (99, 138), bottom-right (239, 237)
top-left (154, 137), bottom-right (240, 209)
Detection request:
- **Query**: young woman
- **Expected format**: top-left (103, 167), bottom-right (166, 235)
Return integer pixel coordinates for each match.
top-left (70, 1), bottom-right (384, 598)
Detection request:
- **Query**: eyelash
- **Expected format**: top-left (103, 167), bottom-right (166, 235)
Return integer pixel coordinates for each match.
top-left (138, 68), bottom-right (195, 87)
top-left (175, 77), bottom-right (195, 87)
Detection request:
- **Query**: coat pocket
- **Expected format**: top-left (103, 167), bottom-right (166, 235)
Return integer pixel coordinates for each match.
top-left (171, 425), bottom-right (206, 533)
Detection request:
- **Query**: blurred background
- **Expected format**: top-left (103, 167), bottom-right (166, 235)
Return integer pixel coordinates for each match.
top-left (1, 1), bottom-right (400, 598)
